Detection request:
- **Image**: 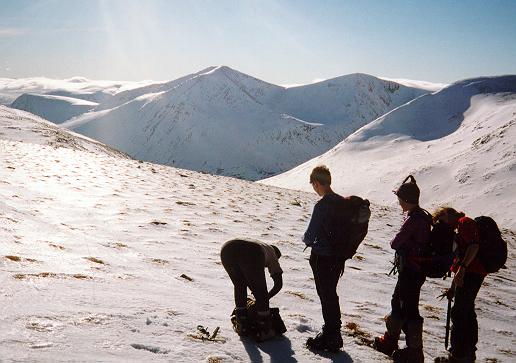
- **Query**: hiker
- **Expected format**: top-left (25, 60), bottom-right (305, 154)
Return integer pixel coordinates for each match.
top-left (436, 214), bottom-right (488, 363)
top-left (374, 175), bottom-right (431, 363)
top-left (220, 238), bottom-right (283, 340)
top-left (303, 165), bottom-right (346, 352)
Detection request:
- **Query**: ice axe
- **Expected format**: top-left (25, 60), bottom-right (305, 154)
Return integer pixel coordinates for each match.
top-left (438, 288), bottom-right (454, 349)
top-left (445, 296), bottom-right (452, 349)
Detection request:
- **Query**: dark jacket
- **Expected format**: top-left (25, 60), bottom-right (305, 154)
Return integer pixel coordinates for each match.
top-left (303, 192), bottom-right (342, 256)
top-left (390, 206), bottom-right (432, 270)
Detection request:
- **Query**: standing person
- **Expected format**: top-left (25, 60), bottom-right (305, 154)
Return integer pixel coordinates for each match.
top-left (374, 175), bottom-right (431, 363)
top-left (303, 165), bottom-right (346, 352)
top-left (220, 238), bottom-right (283, 341)
top-left (437, 215), bottom-right (487, 363)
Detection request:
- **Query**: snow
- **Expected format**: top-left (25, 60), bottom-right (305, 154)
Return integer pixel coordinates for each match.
top-left (0, 76), bottom-right (155, 105)
top-left (261, 76), bottom-right (516, 230)
top-left (11, 93), bottom-right (98, 124)
top-left (1, 105), bottom-right (514, 362)
top-left (55, 66), bottom-right (427, 180)
top-left (377, 77), bottom-right (447, 92)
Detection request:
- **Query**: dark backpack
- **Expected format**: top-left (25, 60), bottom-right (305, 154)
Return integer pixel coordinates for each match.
top-left (329, 195), bottom-right (371, 259)
top-left (420, 221), bottom-right (456, 278)
top-left (230, 298), bottom-right (286, 340)
top-left (474, 216), bottom-right (508, 273)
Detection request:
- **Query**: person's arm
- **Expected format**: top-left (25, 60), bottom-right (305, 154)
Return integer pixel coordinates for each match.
top-left (452, 217), bottom-right (480, 288)
top-left (302, 203), bottom-right (323, 246)
top-left (268, 273), bottom-right (283, 299)
top-left (390, 215), bottom-right (415, 250)
top-left (452, 243), bottom-right (480, 288)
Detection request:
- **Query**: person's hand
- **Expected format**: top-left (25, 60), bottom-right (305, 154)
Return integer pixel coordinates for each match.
top-left (438, 288), bottom-right (454, 301)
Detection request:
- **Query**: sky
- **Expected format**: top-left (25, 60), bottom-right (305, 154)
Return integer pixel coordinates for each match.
top-left (1, 0), bottom-right (515, 85)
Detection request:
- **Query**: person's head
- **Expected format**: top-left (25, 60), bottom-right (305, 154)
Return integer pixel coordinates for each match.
top-left (433, 207), bottom-right (465, 228)
top-left (394, 175), bottom-right (420, 211)
top-left (309, 165), bottom-right (332, 196)
top-left (271, 245), bottom-right (282, 259)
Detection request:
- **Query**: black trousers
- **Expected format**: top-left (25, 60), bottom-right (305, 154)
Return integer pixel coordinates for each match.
top-left (450, 273), bottom-right (484, 358)
top-left (220, 239), bottom-right (269, 311)
top-left (310, 253), bottom-right (343, 333)
top-left (391, 269), bottom-right (426, 327)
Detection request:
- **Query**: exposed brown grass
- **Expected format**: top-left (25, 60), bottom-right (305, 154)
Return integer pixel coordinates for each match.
top-left (5, 255), bottom-right (21, 261)
top-left (84, 257), bottom-right (106, 265)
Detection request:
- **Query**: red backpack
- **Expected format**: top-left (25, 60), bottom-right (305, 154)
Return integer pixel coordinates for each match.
top-left (475, 216), bottom-right (508, 273)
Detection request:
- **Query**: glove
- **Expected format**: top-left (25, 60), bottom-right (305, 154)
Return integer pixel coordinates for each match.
top-left (438, 288), bottom-right (454, 301)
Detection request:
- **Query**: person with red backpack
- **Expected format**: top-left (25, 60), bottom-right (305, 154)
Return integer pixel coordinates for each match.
top-left (374, 175), bottom-right (432, 363)
top-left (436, 216), bottom-right (488, 363)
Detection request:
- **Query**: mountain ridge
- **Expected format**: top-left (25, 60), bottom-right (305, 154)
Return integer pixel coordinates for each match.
top-left (261, 75), bottom-right (516, 229)
top-left (52, 66), bottom-right (427, 179)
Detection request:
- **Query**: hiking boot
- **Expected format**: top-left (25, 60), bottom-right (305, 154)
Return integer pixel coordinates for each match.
top-left (306, 330), bottom-right (343, 352)
top-left (374, 333), bottom-right (399, 356)
top-left (230, 308), bottom-right (250, 336)
top-left (392, 347), bottom-right (424, 363)
top-left (434, 352), bottom-right (475, 363)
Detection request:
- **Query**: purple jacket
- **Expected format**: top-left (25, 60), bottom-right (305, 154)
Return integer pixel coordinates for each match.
top-left (390, 207), bottom-right (431, 257)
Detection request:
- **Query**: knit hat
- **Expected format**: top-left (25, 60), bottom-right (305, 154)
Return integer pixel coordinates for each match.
top-left (394, 175), bottom-right (420, 205)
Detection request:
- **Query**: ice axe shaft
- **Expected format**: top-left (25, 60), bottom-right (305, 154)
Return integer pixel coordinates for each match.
top-left (445, 297), bottom-right (452, 349)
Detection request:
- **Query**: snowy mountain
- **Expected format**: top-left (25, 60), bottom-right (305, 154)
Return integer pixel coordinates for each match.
top-left (11, 93), bottom-right (98, 124)
top-left (93, 67), bottom-right (220, 111)
top-left (261, 75), bottom-right (516, 230)
top-left (274, 73), bottom-right (427, 133)
top-left (61, 67), bottom-right (331, 180)
top-left (0, 76), bottom-right (153, 106)
top-left (54, 66), bottom-right (427, 180)
top-left (1, 105), bottom-right (514, 362)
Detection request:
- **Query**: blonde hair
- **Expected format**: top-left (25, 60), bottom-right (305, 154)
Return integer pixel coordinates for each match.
top-left (432, 207), bottom-right (465, 224)
top-left (310, 165), bottom-right (331, 186)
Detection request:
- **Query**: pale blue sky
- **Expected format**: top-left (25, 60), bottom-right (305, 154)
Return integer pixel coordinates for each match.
top-left (1, 0), bottom-right (515, 84)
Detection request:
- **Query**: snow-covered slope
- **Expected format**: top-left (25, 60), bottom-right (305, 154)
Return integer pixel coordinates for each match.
top-left (60, 66), bottom-right (426, 180)
top-left (93, 67), bottom-right (220, 111)
top-left (0, 77), bottom-right (151, 106)
top-left (275, 73), bottom-right (426, 129)
top-left (63, 67), bottom-right (332, 180)
top-left (11, 93), bottom-right (98, 124)
top-left (261, 76), bottom-right (516, 230)
top-left (0, 108), bottom-right (516, 363)
top-left (0, 105), bottom-right (127, 157)
top-left (1, 106), bottom-right (514, 362)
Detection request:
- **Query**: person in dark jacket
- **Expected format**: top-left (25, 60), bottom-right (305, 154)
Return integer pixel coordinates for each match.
top-left (374, 175), bottom-right (431, 363)
top-left (220, 238), bottom-right (283, 340)
top-left (437, 216), bottom-right (487, 363)
top-left (303, 165), bottom-right (346, 352)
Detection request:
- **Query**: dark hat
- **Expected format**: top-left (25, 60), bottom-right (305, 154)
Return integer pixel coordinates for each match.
top-left (394, 175), bottom-right (420, 205)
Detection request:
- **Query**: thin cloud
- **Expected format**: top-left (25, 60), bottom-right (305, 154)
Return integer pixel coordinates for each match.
top-left (0, 28), bottom-right (25, 38)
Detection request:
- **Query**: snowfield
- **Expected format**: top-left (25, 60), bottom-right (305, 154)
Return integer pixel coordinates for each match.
top-left (1, 106), bottom-right (514, 362)
top-left (262, 76), bottom-right (516, 230)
